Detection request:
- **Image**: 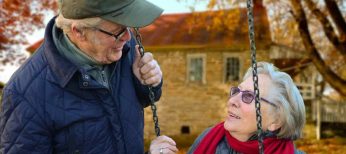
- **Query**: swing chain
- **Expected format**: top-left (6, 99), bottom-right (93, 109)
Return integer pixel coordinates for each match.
top-left (246, 0), bottom-right (264, 154)
top-left (134, 28), bottom-right (161, 137)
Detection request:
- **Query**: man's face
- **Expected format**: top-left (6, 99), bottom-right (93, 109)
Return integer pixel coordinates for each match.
top-left (83, 20), bottom-right (131, 64)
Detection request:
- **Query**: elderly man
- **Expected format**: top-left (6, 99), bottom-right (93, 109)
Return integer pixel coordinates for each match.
top-left (0, 0), bottom-right (177, 153)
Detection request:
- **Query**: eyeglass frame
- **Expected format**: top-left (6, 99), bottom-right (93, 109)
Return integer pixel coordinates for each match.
top-left (94, 27), bottom-right (129, 42)
top-left (229, 87), bottom-right (277, 107)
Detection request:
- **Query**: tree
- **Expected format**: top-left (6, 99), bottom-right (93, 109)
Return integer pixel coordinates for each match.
top-left (289, 0), bottom-right (346, 96)
top-left (189, 0), bottom-right (346, 97)
top-left (0, 0), bottom-right (57, 65)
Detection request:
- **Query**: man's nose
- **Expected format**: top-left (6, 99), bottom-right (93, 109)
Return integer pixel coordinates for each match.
top-left (118, 29), bottom-right (131, 42)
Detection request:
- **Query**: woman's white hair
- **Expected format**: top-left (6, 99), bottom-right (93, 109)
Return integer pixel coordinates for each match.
top-left (55, 14), bottom-right (102, 34)
top-left (243, 62), bottom-right (306, 140)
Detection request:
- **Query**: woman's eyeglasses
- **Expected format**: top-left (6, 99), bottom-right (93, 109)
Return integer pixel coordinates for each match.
top-left (230, 87), bottom-right (277, 107)
top-left (94, 27), bottom-right (129, 42)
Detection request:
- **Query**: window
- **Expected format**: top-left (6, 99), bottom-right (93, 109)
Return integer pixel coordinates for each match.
top-left (189, 58), bottom-right (203, 81)
top-left (224, 56), bottom-right (240, 82)
top-left (296, 83), bottom-right (315, 100)
top-left (181, 126), bottom-right (190, 134)
top-left (187, 54), bottom-right (206, 84)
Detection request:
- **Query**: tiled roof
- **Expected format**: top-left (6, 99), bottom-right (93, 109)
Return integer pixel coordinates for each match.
top-left (139, 7), bottom-right (271, 48)
top-left (27, 6), bottom-right (271, 53)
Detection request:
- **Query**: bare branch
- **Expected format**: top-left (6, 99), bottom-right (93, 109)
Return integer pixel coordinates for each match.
top-left (324, 0), bottom-right (346, 42)
top-left (305, 0), bottom-right (346, 55)
top-left (290, 0), bottom-right (346, 96)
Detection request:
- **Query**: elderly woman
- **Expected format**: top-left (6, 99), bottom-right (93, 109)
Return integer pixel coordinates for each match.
top-left (188, 62), bottom-right (306, 154)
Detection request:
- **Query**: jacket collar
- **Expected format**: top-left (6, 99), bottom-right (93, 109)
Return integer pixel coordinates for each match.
top-left (44, 17), bottom-right (78, 87)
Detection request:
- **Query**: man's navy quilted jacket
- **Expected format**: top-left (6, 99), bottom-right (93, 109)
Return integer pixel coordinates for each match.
top-left (0, 17), bottom-right (162, 154)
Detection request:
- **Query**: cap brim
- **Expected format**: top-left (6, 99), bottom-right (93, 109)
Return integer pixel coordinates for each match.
top-left (102, 0), bottom-right (163, 27)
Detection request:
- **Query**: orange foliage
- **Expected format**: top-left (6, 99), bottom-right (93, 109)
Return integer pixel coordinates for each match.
top-left (0, 0), bottom-right (58, 51)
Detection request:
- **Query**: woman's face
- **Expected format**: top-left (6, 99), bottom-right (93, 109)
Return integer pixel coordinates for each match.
top-left (224, 74), bottom-right (278, 141)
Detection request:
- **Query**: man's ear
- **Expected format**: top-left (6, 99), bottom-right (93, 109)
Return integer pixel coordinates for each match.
top-left (71, 24), bottom-right (86, 41)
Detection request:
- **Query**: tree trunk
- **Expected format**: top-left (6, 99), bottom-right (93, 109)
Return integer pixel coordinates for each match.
top-left (290, 0), bottom-right (346, 97)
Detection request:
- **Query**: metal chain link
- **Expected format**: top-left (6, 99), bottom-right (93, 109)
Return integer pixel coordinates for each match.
top-left (133, 28), bottom-right (161, 137)
top-left (246, 0), bottom-right (264, 154)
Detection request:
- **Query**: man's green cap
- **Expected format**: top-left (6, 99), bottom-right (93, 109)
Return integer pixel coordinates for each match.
top-left (60, 0), bottom-right (163, 27)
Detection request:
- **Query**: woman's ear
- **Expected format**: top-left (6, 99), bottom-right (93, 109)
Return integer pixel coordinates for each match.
top-left (267, 118), bottom-right (282, 132)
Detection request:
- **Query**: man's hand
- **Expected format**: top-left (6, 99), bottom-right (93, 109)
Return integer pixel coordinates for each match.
top-left (133, 45), bottom-right (162, 87)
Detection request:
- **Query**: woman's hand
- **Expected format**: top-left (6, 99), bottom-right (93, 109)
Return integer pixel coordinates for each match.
top-left (149, 135), bottom-right (178, 154)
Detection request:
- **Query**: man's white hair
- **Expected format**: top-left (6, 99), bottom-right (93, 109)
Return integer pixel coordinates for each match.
top-left (55, 14), bottom-right (102, 34)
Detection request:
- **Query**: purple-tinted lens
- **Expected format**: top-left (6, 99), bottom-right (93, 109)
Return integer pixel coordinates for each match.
top-left (229, 86), bottom-right (277, 107)
top-left (242, 92), bottom-right (254, 104)
top-left (230, 87), bottom-right (240, 97)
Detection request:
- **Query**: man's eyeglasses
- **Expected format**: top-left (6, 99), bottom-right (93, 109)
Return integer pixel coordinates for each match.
top-left (94, 27), bottom-right (129, 42)
top-left (230, 87), bottom-right (277, 107)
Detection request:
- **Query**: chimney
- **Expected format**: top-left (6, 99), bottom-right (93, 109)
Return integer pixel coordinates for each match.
top-left (254, 0), bottom-right (263, 6)
top-left (253, 0), bottom-right (264, 8)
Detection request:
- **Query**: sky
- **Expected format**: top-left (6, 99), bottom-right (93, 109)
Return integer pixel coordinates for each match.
top-left (26, 0), bottom-right (209, 45)
top-left (0, 0), bottom-right (209, 83)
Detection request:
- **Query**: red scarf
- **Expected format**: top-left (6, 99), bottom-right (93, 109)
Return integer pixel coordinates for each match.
top-left (194, 122), bottom-right (294, 154)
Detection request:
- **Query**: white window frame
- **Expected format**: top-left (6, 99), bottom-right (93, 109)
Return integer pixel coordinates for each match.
top-left (223, 53), bottom-right (242, 83)
top-left (186, 53), bottom-right (206, 84)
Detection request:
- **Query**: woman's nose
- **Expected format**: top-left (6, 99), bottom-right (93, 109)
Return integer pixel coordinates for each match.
top-left (228, 95), bottom-right (241, 108)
